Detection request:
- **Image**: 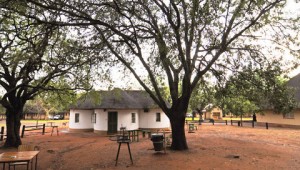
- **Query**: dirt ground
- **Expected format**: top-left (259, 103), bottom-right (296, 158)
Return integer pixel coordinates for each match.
top-left (1, 124), bottom-right (300, 170)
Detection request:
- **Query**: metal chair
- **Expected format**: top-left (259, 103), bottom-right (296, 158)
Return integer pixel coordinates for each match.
top-left (9, 145), bottom-right (39, 170)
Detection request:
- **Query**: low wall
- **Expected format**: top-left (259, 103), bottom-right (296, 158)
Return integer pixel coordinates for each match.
top-left (68, 128), bottom-right (94, 132)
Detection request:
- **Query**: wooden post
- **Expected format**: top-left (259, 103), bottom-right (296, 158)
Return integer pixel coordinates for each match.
top-left (266, 122), bottom-right (268, 129)
top-left (0, 126), bottom-right (4, 141)
top-left (21, 125), bottom-right (26, 138)
top-left (240, 115), bottom-right (243, 127)
top-left (238, 121), bottom-right (240, 126)
top-left (42, 124), bottom-right (45, 135)
top-left (225, 120), bottom-right (228, 125)
top-left (252, 121), bottom-right (254, 128)
top-left (231, 120), bottom-right (233, 125)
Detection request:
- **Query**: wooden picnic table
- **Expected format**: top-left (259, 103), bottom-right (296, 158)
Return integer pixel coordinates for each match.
top-left (127, 129), bottom-right (140, 142)
top-left (0, 151), bottom-right (39, 170)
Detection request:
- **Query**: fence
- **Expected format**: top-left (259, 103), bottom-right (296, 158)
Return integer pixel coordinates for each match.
top-left (21, 124), bottom-right (45, 138)
top-left (187, 119), bottom-right (270, 129)
top-left (0, 126), bottom-right (5, 141)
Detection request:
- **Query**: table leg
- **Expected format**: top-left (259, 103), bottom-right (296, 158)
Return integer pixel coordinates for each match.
top-left (128, 131), bottom-right (132, 141)
top-left (2, 163), bottom-right (5, 170)
top-left (115, 142), bottom-right (121, 166)
top-left (134, 131), bottom-right (136, 142)
top-left (127, 142), bottom-right (133, 164)
top-left (35, 154), bottom-right (38, 170)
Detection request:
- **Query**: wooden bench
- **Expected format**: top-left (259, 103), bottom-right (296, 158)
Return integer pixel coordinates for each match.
top-left (142, 130), bottom-right (152, 138)
top-left (127, 130), bottom-right (139, 142)
top-left (51, 126), bottom-right (59, 136)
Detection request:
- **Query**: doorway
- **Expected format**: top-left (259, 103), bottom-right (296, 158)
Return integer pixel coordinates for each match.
top-left (107, 111), bottom-right (118, 134)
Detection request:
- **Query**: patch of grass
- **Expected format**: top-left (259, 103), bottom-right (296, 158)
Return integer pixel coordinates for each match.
top-left (0, 120), bottom-right (69, 128)
top-left (21, 120), bottom-right (69, 123)
top-left (222, 117), bottom-right (252, 121)
top-left (185, 117), bottom-right (200, 121)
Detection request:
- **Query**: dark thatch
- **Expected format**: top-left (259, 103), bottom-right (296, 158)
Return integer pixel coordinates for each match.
top-left (287, 73), bottom-right (300, 102)
top-left (71, 89), bottom-right (158, 110)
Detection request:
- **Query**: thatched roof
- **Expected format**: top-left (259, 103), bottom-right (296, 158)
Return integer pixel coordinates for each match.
top-left (287, 73), bottom-right (300, 102)
top-left (71, 89), bottom-right (159, 110)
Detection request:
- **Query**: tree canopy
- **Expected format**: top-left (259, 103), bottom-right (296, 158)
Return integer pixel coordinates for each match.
top-left (215, 65), bottom-right (296, 117)
top-left (0, 7), bottom-right (95, 147)
top-left (1, 0), bottom-right (299, 150)
top-left (189, 78), bottom-right (216, 115)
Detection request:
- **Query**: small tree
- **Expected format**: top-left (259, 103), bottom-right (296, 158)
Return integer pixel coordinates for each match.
top-left (38, 80), bottom-right (78, 118)
top-left (24, 99), bottom-right (45, 126)
top-left (189, 79), bottom-right (216, 120)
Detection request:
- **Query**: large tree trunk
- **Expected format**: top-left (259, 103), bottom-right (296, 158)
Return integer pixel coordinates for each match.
top-left (170, 115), bottom-right (188, 150)
top-left (4, 109), bottom-right (22, 147)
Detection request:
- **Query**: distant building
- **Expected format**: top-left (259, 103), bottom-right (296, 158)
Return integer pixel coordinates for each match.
top-left (256, 74), bottom-right (300, 128)
top-left (69, 89), bottom-right (170, 134)
top-left (203, 107), bottom-right (223, 120)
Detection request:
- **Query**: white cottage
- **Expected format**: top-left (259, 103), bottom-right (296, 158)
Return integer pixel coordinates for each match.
top-left (69, 89), bottom-right (170, 134)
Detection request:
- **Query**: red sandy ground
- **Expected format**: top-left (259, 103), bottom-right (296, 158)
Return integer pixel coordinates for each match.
top-left (1, 124), bottom-right (300, 170)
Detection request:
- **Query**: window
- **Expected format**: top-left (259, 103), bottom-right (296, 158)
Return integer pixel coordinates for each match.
top-left (212, 112), bottom-right (221, 119)
top-left (131, 113), bottom-right (136, 123)
top-left (91, 113), bottom-right (96, 123)
top-left (156, 112), bottom-right (161, 122)
top-left (75, 113), bottom-right (79, 123)
top-left (212, 112), bottom-right (220, 116)
top-left (283, 112), bottom-right (294, 119)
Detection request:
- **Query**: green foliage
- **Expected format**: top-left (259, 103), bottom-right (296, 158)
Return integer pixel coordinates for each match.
top-left (189, 79), bottom-right (216, 113)
top-left (38, 81), bottom-right (77, 113)
top-left (0, 103), bottom-right (5, 114)
top-left (0, 8), bottom-right (94, 109)
top-left (0, 6), bottom-right (97, 147)
top-left (215, 66), bottom-right (296, 116)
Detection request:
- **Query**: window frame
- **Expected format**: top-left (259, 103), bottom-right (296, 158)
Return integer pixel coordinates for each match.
top-left (75, 113), bottom-right (80, 123)
top-left (156, 112), bottom-right (161, 122)
top-left (131, 113), bottom-right (136, 123)
top-left (91, 113), bottom-right (96, 123)
top-left (283, 112), bottom-right (294, 119)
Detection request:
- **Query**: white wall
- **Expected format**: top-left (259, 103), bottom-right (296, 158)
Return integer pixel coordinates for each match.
top-left (139, 108), bottom-right (170, 129)
top-left (93, 109), bottom-right (139, 131)
top-left (117, 109), bottom-right (139, 130)
top-left (69, 109), bottom-right (94, 129)
top-left (70, 108), bottom-right (170, 131)
top-left (93, 109), bottom-right (107, 131)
